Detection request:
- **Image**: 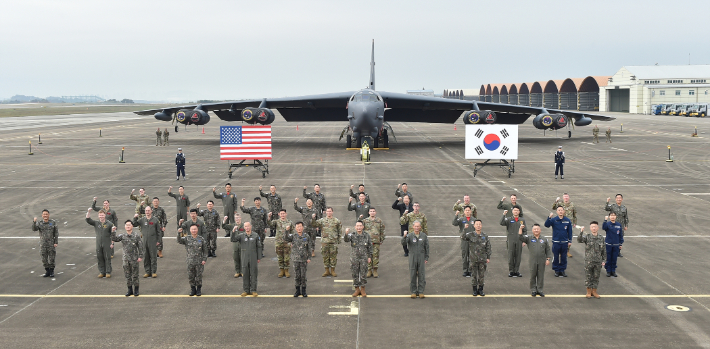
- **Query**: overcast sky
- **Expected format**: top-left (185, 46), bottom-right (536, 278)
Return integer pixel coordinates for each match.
top-left (2, 0), bottom-right (708, 102)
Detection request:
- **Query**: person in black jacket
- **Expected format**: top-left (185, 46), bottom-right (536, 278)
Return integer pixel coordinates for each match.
top-left (175, 148), bottom-right (186, 181)
top-left (554, 145), bottom-right (565, 180)
top-left (392, 195), bottom-right (413, 256)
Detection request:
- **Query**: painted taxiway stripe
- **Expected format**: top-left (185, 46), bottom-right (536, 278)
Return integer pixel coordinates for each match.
top-left (0, 294), bottom-right (709, 298)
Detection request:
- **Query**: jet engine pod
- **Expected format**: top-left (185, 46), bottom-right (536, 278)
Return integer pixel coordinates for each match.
top-left (189, 109), bottom-right (210, 125)
top-left (242, 107), bottom-right (275, 125)
top-left (575, 116), bottom-right (593, 126)
top-left (550, 113), bottom-right (567, 129)
top-left (483, 111), bottom-right (497, 124)
top-left (533, 113), bottom-right (553, 129)
top-left (154, 111), bottom-right (172, 121)
top-left (463, 110), bottom-right (496, 124)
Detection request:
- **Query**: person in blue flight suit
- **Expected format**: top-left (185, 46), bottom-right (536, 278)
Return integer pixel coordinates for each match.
top-left (544, 206), bottom-right (573, 277)
top-left (602, 212), bottom-right (623, 277)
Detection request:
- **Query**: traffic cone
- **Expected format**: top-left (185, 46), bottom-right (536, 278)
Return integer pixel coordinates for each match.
top-left (454, 124), bottom-right (457, 130)
top-left (202, 127), bottom-right (205, 134)
top-left (297, 125), bottom-right (299, 131)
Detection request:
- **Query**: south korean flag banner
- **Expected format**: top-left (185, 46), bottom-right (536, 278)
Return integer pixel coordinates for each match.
top-left (465, 125), bottom-right (518, 160)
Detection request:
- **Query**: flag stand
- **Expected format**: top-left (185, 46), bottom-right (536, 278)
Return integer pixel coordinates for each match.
top-left (472, 159), bottom-right (515, 178)
top-left (227, 160), bottom-right (269, 178)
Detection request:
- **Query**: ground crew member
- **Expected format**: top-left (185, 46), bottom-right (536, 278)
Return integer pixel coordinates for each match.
top-left (241, 197), bottom-right (269, 257)
top-left (605, 194), bottom-right (629, 257)
top-left (32, 209), bottom-right (58, 278)
top-left (453, 196), bottom-right (478, 218)
top-left (453, 207), bottom-right (476, 277)
top-left (392, 195), bottom-right (413, 256)
top-left (519, 223), bottom-right (552, 297)
top-left (395, 183), bottom-right (413, 202)
top-left (269, 209), bottom-right (294, 278)
top-left (303, 184), bottom-right (326, 217)
top-left (500, 207), bottom-right (526, 278)
top-left (554, 145), bottom-right (565, 180)
top-left (545, 207), bottom-right (573, 277)
top-left (284, 222), bottom-right (312, 297)
top-left (260, 185), bottom-right (283, 237)
top-left (345, 221), bottom-right (373, 297)
top-left (399, 202), bottom-right (428, 233)
top-left (163, 128), bottom-right (169, 146)
top-left (175, 148), bottom-right (186, 180)
top-left (129, 188), bottom-right (150, 218)
top-left (177, 225), bottom-right (207, 297)
top-left (179, 209), bottom-right (205, 238)
top-left (593, 125), bottom-right (600, 143)
top-left (222, 214), bottom-right (245, 278)
top-left (86, 208), bottom-right (116, 278)
top-left (197, 201), bottom-right (221, 258)
top-left (294, 198), bottom-right (318, 257)
top-left (348, 193), bottom-right (370, 222)
top-left (349, 184), bottom-right (370, 203)
top-left (156, 128), bottom-right (162, 146)
top-left (603, 213), bottom-right (623, 277)
top-left (497, 194), bottom-right (524, 219)
top-left (606, 127), bottom-right (612, 143)
top-left (131, 206), bottom-right (162, 278)
top-left (150, 197), bottom-right (168, 258)
top-left (112, 220), bottom-right (143, 297)
top-left (236, 222), bottom-right (262, 297)
top-left (360, 140), bottom-right (370, 162)
top-left (553, 193), bottom-right (577, 258)
top-left (578, 222), bottom-right (606, 299)
top-left (168, 185), bottom-right (190, 227)
top-left (464, 220), bottom-right (491, 296)
top-left (92, 197), bottom-right (117, 258)
top-left (311, 207), bottom-right (342, 277)
top-left (363, 207), bottom-right (385, 278)
top-left (402, 221), bottom-right (429, 299)
top-left (213, 183), bottom-right (238, 231)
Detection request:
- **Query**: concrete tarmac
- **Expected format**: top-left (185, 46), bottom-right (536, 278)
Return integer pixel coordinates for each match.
top-left (1, 111), bottom-right (709, 348)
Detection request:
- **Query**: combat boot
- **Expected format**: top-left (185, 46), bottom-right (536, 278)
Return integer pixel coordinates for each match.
top-left (126, 286), bottom-right (133, 297)
top-left (143, 273), bottom-right (150, 278)
top-left (478, 286), bottom-right (485, 297)
top-left (472, 286), bottom-right (478, 296)
top-left (43, 268), bottom-right (50, 277)
top-left (49, 268), bottom-right (54, 277)
top-left (330, 268), bottom-right (337, 277)
top-left (240, 292), bottom-right (248, 297)
top-left (234, 273), bottom-right (239, 278)
top-left (322, 268), bottom-right (331, 277)
top-left (360, 286), bottom-right (367, 297)
top-left (586, 288), bottom-right (592, 299)
top-left (278, 269), bottom-right (285, 278)
top-left (367, 270), bottom-right (373, 278)
top-left (294, 286), bottom-right (301, 297)
top-left (106, 274), bottom-right (111, 278)
top-left (373, 268), bottom-right (379, 278)
top-left (301, 287), bottom-right (308, 298)
top-left (212, 250), bottom-right (217, 258)
top-left (284, 269), bottom-right (290, 278)
top-left (158, 250), bottom-right (163, 258)
top-left (152, 273), bottom-right (157, 278)
top-left (592, 289), bottom-right (601, 299)
top-left (252, 292), bottom-right (258, 297)
top-left (352, 287), bottom-right (361, 297)
top-left (189, 286), bottom-right (196, 296)
top-left (419, 294), bottom-right (425, 299)
top-left (196, 286), bottom-right (202, 296)
top-left (134, 286), bottom-right (139, 297)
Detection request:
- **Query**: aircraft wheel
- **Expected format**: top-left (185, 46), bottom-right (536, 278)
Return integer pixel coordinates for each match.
top-left (175, 126), bottom-right (179, 133)
top-left (356, 136), bottom-right (362, 149)
top-left (374, 137), bottom-right (379, 148)
top-left (383, 134), bottom-right (389, 148)
top-left (346, 135), bottom-right (352, 149)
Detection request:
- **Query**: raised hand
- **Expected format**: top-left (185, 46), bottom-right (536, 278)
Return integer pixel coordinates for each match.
top-left (349, 197), bottom-right (353, 203)
top-left (501, 196), bottom-right (506, 201)
top-left (503, 210), bottom-right (508, 215)
top-left (303, 186), bottom-right (307, 190)
top-left (604, 216), bottom-right (609, 221)
top-left (456, 199), bottom-right (461, 204)
top-left (580, 226), bottom-right (585, 233)
top-left (549, 212), bottom-right (554, 218)
top-left (556, 197), bottom-right (560, 202)
top-left (213, 187), bottom-right (216, 192)
top-left (346, 228), bottom-right (351, 234)
top-left (312, 213), bottom-right (316, 219)
top-left (294, 198), bottom-right (298, 203)
top-left (607, 197), bottom-right (610, 203)
top-left (351, 184), bottom-right (354, 189)
top-left (259, 185), bottom-right (263, 191)
top-left (33, 217), bottom-right (37, 222)
top-left (93, 197), bottom-right (97, 201)
top-left (131, 189), bottom-right (135, 193)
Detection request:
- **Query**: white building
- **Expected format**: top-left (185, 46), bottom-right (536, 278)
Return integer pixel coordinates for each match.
top-left (600, 65), bottom-right (710, 114)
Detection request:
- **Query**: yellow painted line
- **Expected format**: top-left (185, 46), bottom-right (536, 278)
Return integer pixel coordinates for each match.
top-left (1, 294), bottom-right (709, 298)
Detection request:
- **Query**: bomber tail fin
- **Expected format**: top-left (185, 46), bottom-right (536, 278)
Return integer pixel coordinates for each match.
top-left (369, 40), bottom-right (375, 91)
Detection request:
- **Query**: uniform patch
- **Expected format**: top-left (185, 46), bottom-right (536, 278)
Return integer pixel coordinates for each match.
top-left (531, 239), bottom-right (536, 242)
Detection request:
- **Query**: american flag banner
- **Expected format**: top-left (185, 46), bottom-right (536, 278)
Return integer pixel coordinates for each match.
top-left (220, 125), bottom-right (272, 160)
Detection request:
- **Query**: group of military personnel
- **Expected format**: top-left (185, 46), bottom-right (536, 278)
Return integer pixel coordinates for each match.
top-left (592, 125), bottom-right (612, 143)
top-left (155, 128), bottom-right (169, 146)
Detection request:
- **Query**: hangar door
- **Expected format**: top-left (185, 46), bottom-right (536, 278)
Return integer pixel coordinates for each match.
top-left (608, 89), bottom-right (629, 112)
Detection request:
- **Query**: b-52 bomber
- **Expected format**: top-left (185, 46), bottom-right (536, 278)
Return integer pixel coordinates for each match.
top-left (135, 41), bottom-right (614, 149)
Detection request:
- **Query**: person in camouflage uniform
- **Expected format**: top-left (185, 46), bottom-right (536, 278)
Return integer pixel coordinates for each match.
top-left (269, 209), bottom-right (294, 278)
top-left (303, 184), bottom-right (327, 217)
top-left (197, 201), bottom-right (221, 258)
top-left (519, 223), bottom-right (552, 297)
top-left (464, 220), bottom-right (492, 296)
top-left (453, 195), bottom-right (478, 218)
top-left (605, 194), bottom-right (629, 257)
top-left (132, 206), bottom-right (163, 278)
top-left (399, 202), bottom-right (428, 234)
top-left (578, 222), bottom-right (606, 299)
top-left (86, 208), bottom-right (117, 278)
top-left (605, 127), bottom-right (612, 143)
top-left (500, 207), bottom-right (526, 277)
top-left (593, 125), bottom-right (600, 143)
top-left (241, 197), bottom-right (269, 257)
top-left (213, 183), bottom-right (238, 229)
top-left (453, 207), bottom-right (476, 277)
top-left (92, 197), bottom-right (117, 258)
top-left (178, 225), bottom-right (208, 296)
top-left (112, 220), bottom-right (144, 297)
top-left (130, 188), bottom-right (150, 218)
top-left (156, 128), bottom-right (162, 146)
top-left (402, 221), bottom-right (429, 298)
top-left (363, 207), bottom-right (385, 278)
top-left (284, 222), bottom-right (312, 297)
top-left (168, 186), bottom-right (191, 228)
top-left (32, 209), bottom-right (59, 278)
top-left (349, 184), bottom-right (370, 203)
top-left (294, 197), bottom-right (318, 257)
top-left (260, 185), bottom-right (283, 237)
top-left (310, 207), bottom-right (342, 277)
top-left (497, 194), bottom-right (524, 219)
top-left (344, 221), bottom-right (373, 297)
top-left (223, 214), bottom-right (245, 278)
top-left (348, 193), bottom-right (371, 222)
top-left (150, 197), bottom-right (168, 258)
top-left (179, 209), bottom-right (205, 237)
top-left (395, 183), bottom-right (413, 202)
top-left (163, 128), bottom-right (169, 146)
top-left (553, 193), bottom-right (578, 258)
top-left (236, 222), bottom-right (263, 297)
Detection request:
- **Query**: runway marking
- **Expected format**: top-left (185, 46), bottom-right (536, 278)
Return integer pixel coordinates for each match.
top-left (328, 301), bottom-right (359, 316)
top-left (681, 193), bottom-right (710, 195)
top-left (0, 294), bottom-right (708, 298)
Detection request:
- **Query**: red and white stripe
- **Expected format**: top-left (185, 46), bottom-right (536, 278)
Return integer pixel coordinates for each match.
top-left (220, 126), bottom-right (272, 160)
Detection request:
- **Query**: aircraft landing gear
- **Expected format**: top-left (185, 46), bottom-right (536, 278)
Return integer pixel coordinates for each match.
top-left (346, 135), bottom-right (352, 149)
top-left (175, 125), bottom-right (179, 133)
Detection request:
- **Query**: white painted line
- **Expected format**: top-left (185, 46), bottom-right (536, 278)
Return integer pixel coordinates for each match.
top-left (66, 264), bottom-right (75, 266)
top-left (681, 193), bottom-right (710, 196)
top-left (333, 280), bottom-right (353, 283)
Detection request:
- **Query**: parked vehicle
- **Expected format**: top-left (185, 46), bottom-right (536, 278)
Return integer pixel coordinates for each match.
top-left (689, 103), bottom-right (708, 118)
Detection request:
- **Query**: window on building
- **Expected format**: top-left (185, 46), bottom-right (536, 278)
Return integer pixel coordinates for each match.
top-left (660, 90), bottom-right (666, 96)
top-left (675, 90), bottom-right (681, 96)
top-left (689, 90), bottom-right (695, 96)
